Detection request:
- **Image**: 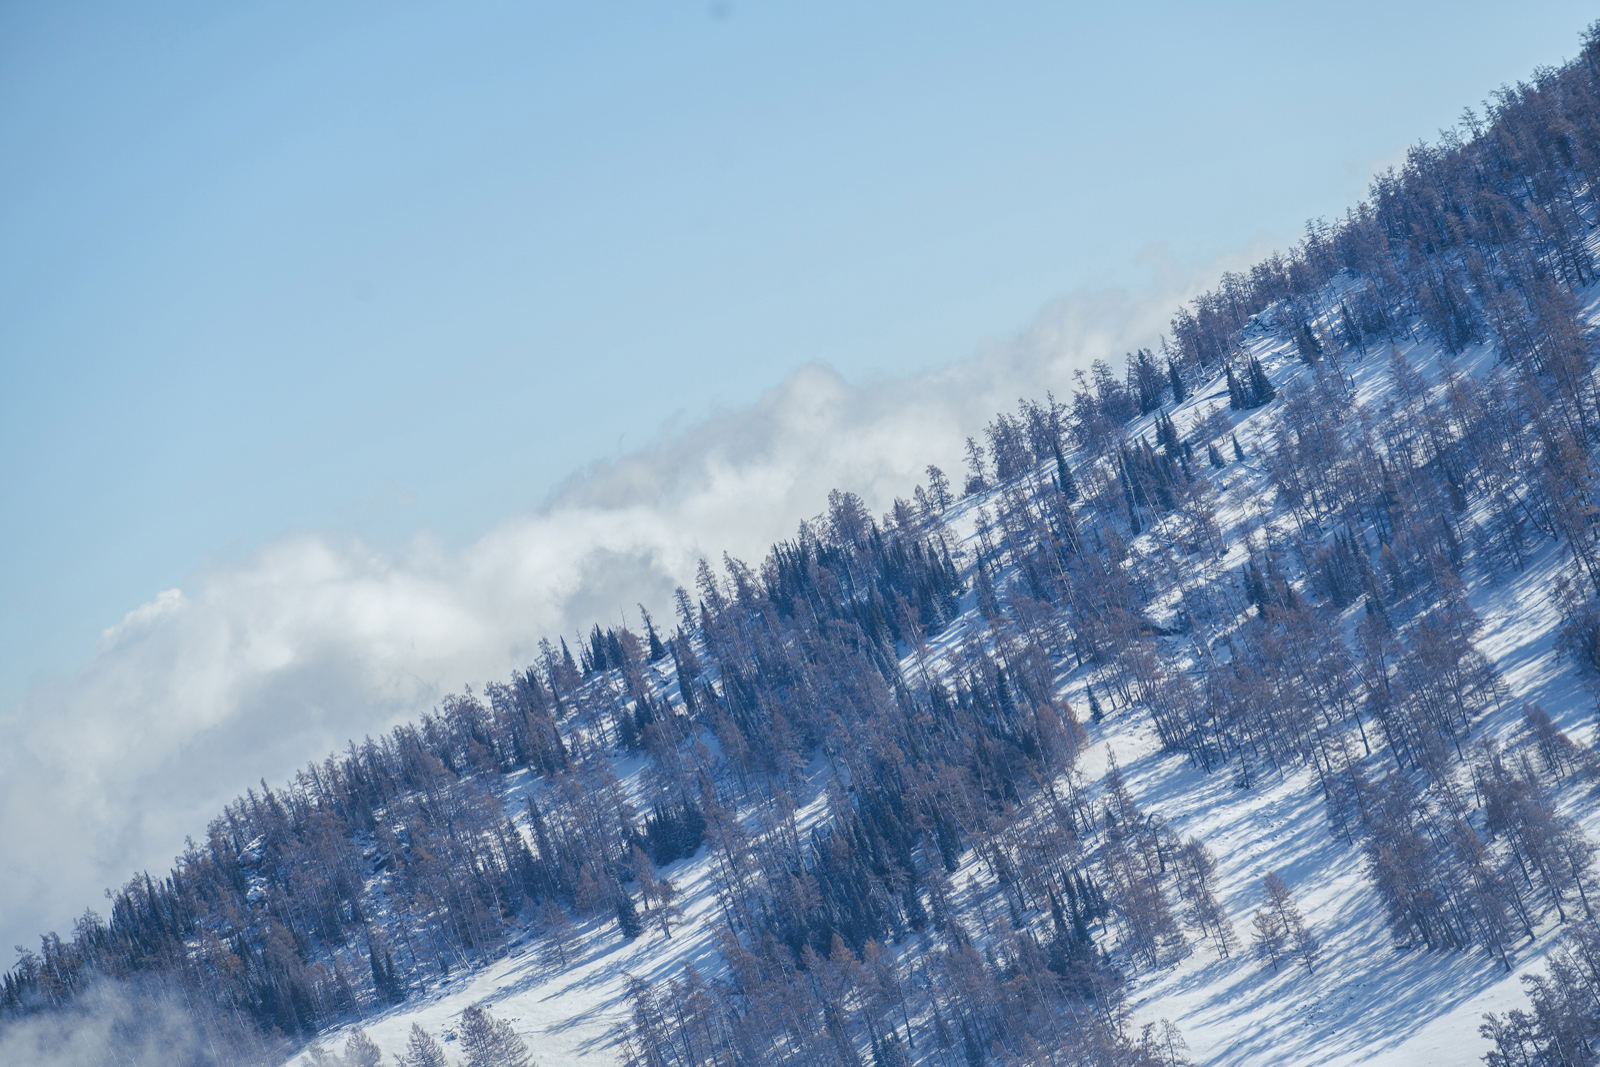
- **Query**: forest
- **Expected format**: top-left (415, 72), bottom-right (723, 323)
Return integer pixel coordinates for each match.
top-left (12, 21), bottom-right (1600, 1067)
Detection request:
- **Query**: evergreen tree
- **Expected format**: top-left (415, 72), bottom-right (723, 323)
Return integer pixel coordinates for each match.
top-left (638, 604), bottom-right (667, 662)
top-left (1167, 359), bottom-right (1187, 405)
top-left (1246, 357), bottom-right (1276, 406)
top-left (1339, 300), bottom-right (1366, 354)
top-left (1053, 443), bottom-right (1079, 502)
top-left (1297, 322), bottom-right (1324, 363)
top-left (1156, 411), bottom-right (1182, 457)
top-left (368, 941), bottom-right (388, 1003)
top-left (616, 892), bottom-right (645, 940)
top-left (1133, 348), bottom-right (1166, 413)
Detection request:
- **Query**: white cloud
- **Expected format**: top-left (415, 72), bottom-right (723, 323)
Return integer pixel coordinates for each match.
top-left (0, 978), bottom-right (207, 1067)
top-left (0, 266), bottom-right (1229, 960)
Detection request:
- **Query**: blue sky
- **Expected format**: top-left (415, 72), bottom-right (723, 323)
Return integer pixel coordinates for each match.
top-left (1, 0), bottom-right (1598, 952)
top-left (2, 0), bottom-right (1593, 707)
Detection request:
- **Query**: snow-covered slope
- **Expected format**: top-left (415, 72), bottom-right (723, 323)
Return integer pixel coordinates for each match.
top-left (286, 286), bottom-right (1600, 1067)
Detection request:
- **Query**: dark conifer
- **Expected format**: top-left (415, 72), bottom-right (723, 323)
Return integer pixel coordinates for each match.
top-left (639, 605), bottom-right (667, 662)
top-left (616, 892), bottom-right (644, 940)
top-left (1340, 300), bottom-right (1366, 354)
top-left (1247, 357), bottom-right (1276, 405)
top-left (1156, 411), bottom-right (1182, 457)
top-left (1297, 322), bottom-right (1324, 363)
top-left (1052, 443), bottom-right (1079, 502)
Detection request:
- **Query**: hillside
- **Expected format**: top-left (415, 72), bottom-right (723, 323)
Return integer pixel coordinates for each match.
top-left (11, 23), bottom-right (1600, 1067)
top-left (276, 304), bottom-right (1600, 1067)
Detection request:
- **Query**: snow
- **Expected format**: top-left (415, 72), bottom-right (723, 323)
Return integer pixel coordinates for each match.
top-left (1102, 329), bottom-right (1599, 1067)
top-left (288, 749), bottom-right (846, 1067)
top-left (291, 302), bottom-right (1600, 1067)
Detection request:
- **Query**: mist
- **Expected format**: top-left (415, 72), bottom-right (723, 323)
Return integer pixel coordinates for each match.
top-left (0, 263), bottom-right (1238, 968)
top-left (0, 977), bottom-right (223, 1067)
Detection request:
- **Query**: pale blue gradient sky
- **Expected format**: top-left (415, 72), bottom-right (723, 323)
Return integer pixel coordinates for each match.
top-left (2, 0), bottom-right (1594, 708)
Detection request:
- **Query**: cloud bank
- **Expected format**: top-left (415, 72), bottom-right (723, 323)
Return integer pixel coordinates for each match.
top-left (0, 979), bottom-right (209, 1067)
top-left (0, 269), bottom-right (1224, 962)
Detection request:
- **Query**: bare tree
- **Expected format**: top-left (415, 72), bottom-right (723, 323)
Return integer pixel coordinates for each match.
top-left (396, 1023), bottom-right (450, 1067)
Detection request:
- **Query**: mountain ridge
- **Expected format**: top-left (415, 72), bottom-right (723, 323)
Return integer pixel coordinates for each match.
top-left (12, 22), bottom-right (1600, 1067)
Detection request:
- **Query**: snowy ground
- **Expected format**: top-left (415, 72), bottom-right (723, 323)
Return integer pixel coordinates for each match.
top-left (291, 316), bottom-right (1600, 1067)
top-left (1110, 325), bottom-right (1600, 1067)
top-left (289, 751), bottom-right (844, 1067)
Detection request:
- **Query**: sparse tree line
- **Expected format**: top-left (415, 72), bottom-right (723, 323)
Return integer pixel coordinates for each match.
top-left (298, 1006), bottom-right (534, 1067)
top-left (1480, 918), bottom-right (1600, 1066)
top-left (12, 20), bottom-right (1600, 1067)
